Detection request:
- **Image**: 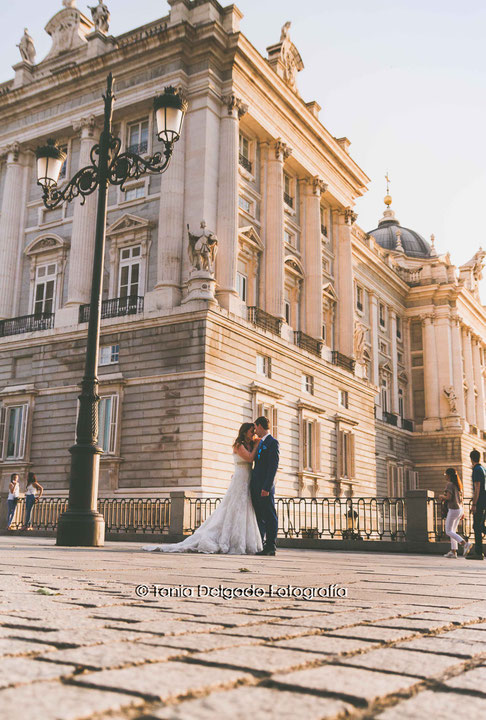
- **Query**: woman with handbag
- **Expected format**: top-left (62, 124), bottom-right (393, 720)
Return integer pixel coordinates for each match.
top-left (7, 474), bottom-right (20, 529)
top-left (439, 468), bottom-right (471, 558)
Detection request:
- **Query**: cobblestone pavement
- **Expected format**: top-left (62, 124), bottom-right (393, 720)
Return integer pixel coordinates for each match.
top-left (1, 537), bottom-right (486, 719)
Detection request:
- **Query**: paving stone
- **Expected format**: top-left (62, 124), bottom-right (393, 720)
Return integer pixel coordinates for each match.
top-left (216, 623), bottom-right (316, 640)
top-left (375, 617), bottom-right (451, 631)
top-left (376, 690), bottom-right (486, 718)
top-left (0, 636), bottom-right (59, 657)
top-left (149, 685), bottom-right (353, 719)
top-left (142, 633), bottom-right (263, 652)
top-left (0, 656), bottom-right (76, 687)
top-left (340, 647), bottom-right (465, 678)
top-left (445, 663), bottom-right (486, 690)
top-left (73, 659), bottom-right (253, 701)
top-left (41, 641), bottom-right (189, 670)
top-left (398, 633), bottom-right (486, 658)
top-left (191, 644), bottom-right (315, 673)
top-left (326, 625), bottom-right (416, 642)
top-left (0, 680), bottom-right (142, 719)
top-left (269, 634), bottom-right (379, 655)
top-left (272, 664), bottom-right (420, 702)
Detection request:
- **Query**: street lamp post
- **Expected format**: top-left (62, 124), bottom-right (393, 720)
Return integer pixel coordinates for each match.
top-left (36, 73), bottom-right (187, 546)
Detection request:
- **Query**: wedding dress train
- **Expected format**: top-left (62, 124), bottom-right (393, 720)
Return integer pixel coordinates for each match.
top-left (142, 455), bottom-right (263, 554)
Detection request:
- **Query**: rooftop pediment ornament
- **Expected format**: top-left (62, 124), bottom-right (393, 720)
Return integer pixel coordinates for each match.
top-left (44, 2), bottom-right (93, 61)
top-left (459, 247), bottom-right (486, 302)
top-left (266, 21), bottom-right (304, 95)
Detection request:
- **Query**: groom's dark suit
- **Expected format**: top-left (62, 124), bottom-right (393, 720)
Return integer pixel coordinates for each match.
top-left (250, 434), bottom-right (279, 552)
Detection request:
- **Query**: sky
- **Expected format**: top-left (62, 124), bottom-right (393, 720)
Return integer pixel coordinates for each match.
top-left (2, 0), bottom-right (486, 299)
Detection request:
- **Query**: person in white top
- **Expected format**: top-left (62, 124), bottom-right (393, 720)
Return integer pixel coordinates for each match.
top-left (23, 472), bottom-right (43, 531)
top-left (7, 474), bottom-right (20, 529)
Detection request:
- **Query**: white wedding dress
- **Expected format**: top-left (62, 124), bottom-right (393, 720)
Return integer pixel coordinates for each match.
top-left (143, 455), bottom-right (263, 554)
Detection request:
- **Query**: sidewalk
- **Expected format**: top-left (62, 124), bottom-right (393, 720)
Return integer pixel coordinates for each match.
top-left (1, 536), bottom-right (486, 719)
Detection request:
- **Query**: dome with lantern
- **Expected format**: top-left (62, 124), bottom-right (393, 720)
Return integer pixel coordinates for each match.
top-left (367, 190), bottom-right (433, 259)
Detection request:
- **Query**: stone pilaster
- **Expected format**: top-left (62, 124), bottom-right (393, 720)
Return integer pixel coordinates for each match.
top-left (472, 336), bottom-right (485, 430)
top-left (335, 208), bottom-right (356, 358)
top-left (450, 315), bottom-right (466, 420)
top-left (264, 138), bottom-right (291, 319)
top-left (145, 129), bottom-right (186, 312)
top-left (369, 291), bottom-right (380, 399)
top-left (389, 308), bottom-right (399, 415)
top-left (0, 144), bottom-right (29, 320)
top-left (462, 326), bottom-right (476, 427)
top-left (57, 117), bottom-right (98, 327)
top-left (403, 318), bottom-right (414, 420)
top-left (422, 314), bottom-right (441, 431)
top-left (303, 176), bottom-right (326, 338)
top-left (215, 94), bottom-right (247, 313)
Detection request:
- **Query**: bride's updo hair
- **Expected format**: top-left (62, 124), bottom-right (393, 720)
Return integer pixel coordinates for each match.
top-left (233, 422), bottom-right (255, 449)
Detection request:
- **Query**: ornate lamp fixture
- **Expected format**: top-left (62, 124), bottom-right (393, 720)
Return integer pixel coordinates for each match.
top-left (36, 73), bottom-right (186, 547)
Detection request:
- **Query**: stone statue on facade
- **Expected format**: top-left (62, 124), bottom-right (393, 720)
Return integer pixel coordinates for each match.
top-left (88, 0), bottom-right (110, 33)
top-left (353, 323), bottom-right (366, 364)
top-left (266, 21), bottom-right (304, 95)
top-left (443, 385), bottom-right (458, 415)
top-left (187, 221), bottom-right (218, 274)
top-left (17, 29), bottom-right (36, 64)
top-left (459, 248), bottom-right (486, 301)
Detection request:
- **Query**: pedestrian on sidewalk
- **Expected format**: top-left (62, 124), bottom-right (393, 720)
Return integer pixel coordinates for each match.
top-left (465, 449), bottom-right (486, 561)
top-left (7, 474), bottom-right (20, 529)
top-left (22, 473), bottom-right (43, 531)
top-left (439, 468), bottom-right (471, 558)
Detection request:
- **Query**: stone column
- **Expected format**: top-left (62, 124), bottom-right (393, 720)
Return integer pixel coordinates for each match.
top-left (462, 326), bottom-right (476, 427)
top-left (389, 308), bottom-right (399, 415)
top-left (56, 117), bottom-right (98, 327)
top-left (403, 318), bottom-right (414, 420)
top-left (0, 144), bottom-right (28, 319)
top-left (303, 177), bottom-right (326, 338)
top-left (145, 129), bottom-right (186, 312)
top-left (369, 291), bottom-right (380, 404)
top-left (422, 314), bottom-right (441, 431)
top-left (450, 315), bottom-right (466, 420)
top-left (472, 336), bottom-right (485, 430)
top-left (335, 209), bottom-right (356, 358)
top-left (215, 94), bottom-right (247, 313)
top-left (434, 310), bottom-right (455, 421)
top-left (264, 138), bottom-right (291, 319)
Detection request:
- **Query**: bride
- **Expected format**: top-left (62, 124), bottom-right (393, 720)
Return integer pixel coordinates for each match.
top-left (142, 423), bottom-right (263, 554)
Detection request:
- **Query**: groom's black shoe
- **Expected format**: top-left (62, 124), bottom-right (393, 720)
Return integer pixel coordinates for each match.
top-left (256, 546), bottom-right (276, 556)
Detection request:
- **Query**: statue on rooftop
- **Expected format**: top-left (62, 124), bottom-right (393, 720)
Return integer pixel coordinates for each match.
top-left (17, 28), bottom-right (36, 64)
top-left (88, 0), bottom-right (110, 33)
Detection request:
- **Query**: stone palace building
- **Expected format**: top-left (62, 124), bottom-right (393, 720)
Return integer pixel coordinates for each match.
top-left (0, 0), bottom-right (485, 499)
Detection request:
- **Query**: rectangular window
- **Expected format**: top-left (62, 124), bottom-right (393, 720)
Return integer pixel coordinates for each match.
top-left (381, 378), bottom-right (388, 413)
top-left (256, 404), bottom-right (278, 439)
top-left (356, 285), bottom-right (364, 312)
top-left (283, 173), bottom-right (294, 208)
top-left (99, 344), bottom-right (120, 366)
top-left (239, 134), bottom-right (249, 160)
top-left (34, 263), bottom-right (57, 315)
top-left (339, 390), bottom-right (349, 409)
top-left (284, 300), bottom-right (291, 325)
top-left (236, 271), bottom-right (247, 302)
top-left (118, 245), bottom-right (141, 299)
top-left (124, 184), bottom-right (145, 202)
top-left (397, 351), bottom-right (403, 364)
top-left (320, 206), bottom-right (328, 238)
top-left (284, 229), bottom-right (295, 247)
top-left (302, 374), bottom-right (314, 395)
top-left (303, 419), bottom-right (314, 471)
top-left (238, 196), bottom-right (252, 214)
top-left (322, 323), bottom-right (327, 343)
top-left (379, 341), bottom-right (388, 354)
top-left (58, 145), bottom-right (68, 180)
top-left (398, 388), bottom-right (404, 419)
top-left (256, 354), bottom-right (271, 378)
top-left (127, 119), bottom-right (149, 154)
top-left (396, 316), bottom-right (402, 340)
top-left (98, 395), bottom-right (118, 455)
top-left (5, 404), bottom-right (28, 459)
top-left (339, 429), bottom-right (355, 479)
top-left (379, 303), bottom-right (386, 328)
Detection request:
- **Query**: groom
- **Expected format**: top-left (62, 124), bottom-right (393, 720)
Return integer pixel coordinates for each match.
top-left (251, 416), bottom-right (279, 556)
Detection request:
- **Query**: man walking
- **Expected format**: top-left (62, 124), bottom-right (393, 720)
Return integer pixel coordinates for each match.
top-left (250, 416), bottom-right (279, 556)
top-left (466, 449), bottom-right (486, 560)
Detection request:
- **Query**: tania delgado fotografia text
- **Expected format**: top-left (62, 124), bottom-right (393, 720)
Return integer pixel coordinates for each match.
top-left (135, 584), bottom-right (348, 600)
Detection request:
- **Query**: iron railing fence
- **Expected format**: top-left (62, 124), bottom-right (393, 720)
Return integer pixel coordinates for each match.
top-left (0, 312), bottom-right (55, 337)
top-left (331, 351), bottom-right (356, 374)
top-left (294, 331), bottom-right (323, 357)
top-left (239, 153), bottom-right (252, 173)
top-left (127, 141), bottom-right (148, 155)
top-left (276, 497), bottom-right (406, 541)
top-left (79, 295), bottom-right (144, 323)
top-left (7, 497), bottom-right (170, 534)
top-left (247, 306), bottom-right (282, 335)
top-left (428, 498), bottom-right (474, 542)
top-left (184, 498), bottom-right (222, 534)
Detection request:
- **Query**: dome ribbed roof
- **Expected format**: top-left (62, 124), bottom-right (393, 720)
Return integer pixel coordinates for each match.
top-left (368, 209), bottom-right (432, 259)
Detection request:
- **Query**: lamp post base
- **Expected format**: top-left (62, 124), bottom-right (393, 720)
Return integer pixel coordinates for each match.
top-left (56, 510), bottom-right (105, 547)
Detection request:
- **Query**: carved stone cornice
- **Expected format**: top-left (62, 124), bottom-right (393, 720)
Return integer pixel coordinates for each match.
top-left (344, 207), bottom-right (358, 225)
top-left (222, 94), bottom-right (248, 119)
top-left (73, 115), bottom-right (97, 138)
top-left (312, 176), bottom-right (327, 196)
top-left (274, 137), bottom-right (292, 161)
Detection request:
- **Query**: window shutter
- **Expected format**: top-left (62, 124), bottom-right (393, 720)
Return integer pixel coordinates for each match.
top-left (257, 403), bottom-right (264, 418)
top-left (272, 407), bottom-right (278, 440)
top-left (303, 419), bottom-right (308, 470)
top-left (19, 404), bottom-right (28, 459)
top-left (109, 395), bottom-right (119, 454)
top-left (349, 433), bottom-right (355, 478)
top-left (397, 466), bottom-right (404, 497)
top-left (338, 429), bottom-right (344, 479)
top-left (315, 421), bottom-right (321, 472)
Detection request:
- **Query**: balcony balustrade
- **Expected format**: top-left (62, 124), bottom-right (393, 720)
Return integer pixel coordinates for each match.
top-left (0, 312), bottom-right (54, 337)
top-left (294, 331), bottom-right (323, 357)
top-left (331, 351), bottom-right (356, 373)
top-left (79, 295), bottom-right (144, 323)
top-left (238, 153), bottom-right (252, 173)
top-left (247, 306), bottom-right (282, 335)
